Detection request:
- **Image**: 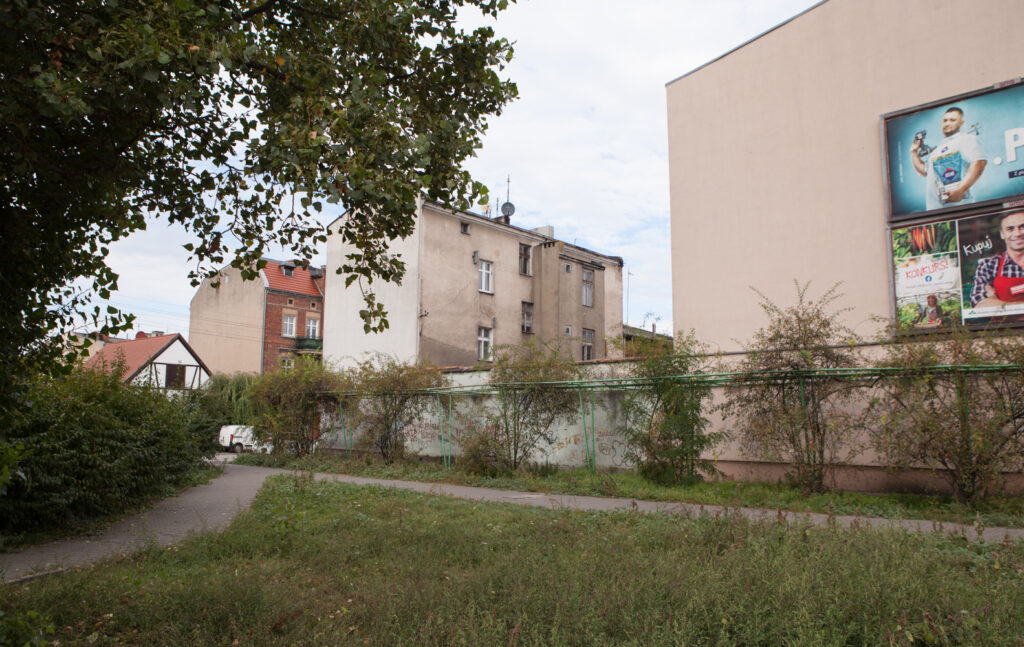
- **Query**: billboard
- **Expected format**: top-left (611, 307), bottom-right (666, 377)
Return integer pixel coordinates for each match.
top-left (884, 81), bottom-right (1024, 220)
top-left (891, 208), bottom-right (1024, 329)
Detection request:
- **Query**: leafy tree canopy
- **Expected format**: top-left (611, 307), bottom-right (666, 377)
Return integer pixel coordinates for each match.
top-left (0, 0), bottom-right (516, 410)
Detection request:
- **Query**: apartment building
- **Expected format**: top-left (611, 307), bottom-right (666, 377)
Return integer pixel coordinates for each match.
top-left (324, 200), bottom-right (624, 367)
top-left (189, 259), bottom-right (325, 374)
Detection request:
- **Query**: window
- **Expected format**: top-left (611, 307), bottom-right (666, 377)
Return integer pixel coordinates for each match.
top-left (311, 302), bottom-right (317, 309)
top-left (478, 260), bottom-right (493, 293)
top-left (521, 302), bottom-right (533, 333)
top-left (165, 364), bottom-right (185, 389)
top-left (460, 222), bottom-right (470, 235)
top-left (564, 325), bottom-right (572, 337)
top-left (565, 263), bottom-right (572, 273)
top-left (305, 316), bottom-right (320, 339)
top-left (287, 298), bottom-right (294, 305)
top-left (582, 268), bottom-right (594, 307)
top-left (477, 326), bottom-right (493, 361)
top-left (281, 356), bottom-right (295, 370)
top-left (282, 266), bottom-right (293, 277)
top-left (282, 313), bottom-right (296, 337)
top-left (519, 243), bottom-right (531, 275)
top-left (582, 328), bottom-right (595, 361)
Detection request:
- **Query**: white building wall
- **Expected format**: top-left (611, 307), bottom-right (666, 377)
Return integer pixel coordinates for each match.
top-left (129, 338), bottom-right (210, 390)
top-left (324, 209), bottom-right (422, 368)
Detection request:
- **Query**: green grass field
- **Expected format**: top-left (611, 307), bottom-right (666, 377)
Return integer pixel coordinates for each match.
top-left (235, 452), bottom-right (1024, 528)
top-left (5, 475), bottom-right (1024, 646)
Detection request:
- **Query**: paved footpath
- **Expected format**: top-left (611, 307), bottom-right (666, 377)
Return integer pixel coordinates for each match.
top-left (4, 460), bottom-right (1024, 584)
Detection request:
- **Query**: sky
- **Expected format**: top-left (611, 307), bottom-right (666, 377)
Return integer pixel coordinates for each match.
top-left (99, 0), bottom-right (822, 340)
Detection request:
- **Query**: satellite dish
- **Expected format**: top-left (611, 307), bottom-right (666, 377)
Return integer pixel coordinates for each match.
top-left (500, 201), bottom-right (515, 217)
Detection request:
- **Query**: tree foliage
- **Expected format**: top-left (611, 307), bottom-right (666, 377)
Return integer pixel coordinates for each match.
top-left (248, 356), bottom-right (347, 457)
top-left (0, 0), bottom-right (517, 418)
top-left (619, 332), bottom-right (721, 485)
top-left (181, 372), bottom-right (258, 453)
top-left (468, 340), bottom-right (583, 472)
top-left (350, 354), bottom-right (446, 464)
top-left (869, 325), bottom-right (1024, 505)
top-left (721, 282), bottom-right (863, 493)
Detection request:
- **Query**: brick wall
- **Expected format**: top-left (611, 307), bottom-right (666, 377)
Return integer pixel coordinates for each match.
top-left (262, 291), bottom-right (324, 372)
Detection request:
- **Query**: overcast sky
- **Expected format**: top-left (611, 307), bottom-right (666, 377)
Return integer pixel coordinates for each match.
top-left (100, 0), bottom-right (822, 339)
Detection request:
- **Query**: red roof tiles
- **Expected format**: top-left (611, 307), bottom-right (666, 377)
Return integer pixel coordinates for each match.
top-left (84, 334), bottom-right (181, 382)
top-left (262, 260), bottom-right (323, 297)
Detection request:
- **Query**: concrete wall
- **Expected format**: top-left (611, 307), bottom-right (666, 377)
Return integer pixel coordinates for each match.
top-left (189, 266), bottom-right (265, 374)
top-left (323, 210), bottom-right (422, 368)
top-left (666, 0), bottom-right (1024, 351)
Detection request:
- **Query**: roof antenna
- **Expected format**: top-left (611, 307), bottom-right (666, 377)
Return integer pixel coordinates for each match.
top-left (499, 174), bottom-right (515, 224)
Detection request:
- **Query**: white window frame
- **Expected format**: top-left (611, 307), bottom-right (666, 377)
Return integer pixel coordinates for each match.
top-left (582, 328), bottom-right (595, 361)
top-left (282, 313), bottom-right (296, 338)
top-left (281, 356), bottom-right (295, 370)
top-left (582, 268), bottom-right (594, 307)
top-left (477, 326), bottom-right (493, 361)
top-left (478, 260), bottom-right (493, 293)
top-left (305, 316), bottom-right (320, 339)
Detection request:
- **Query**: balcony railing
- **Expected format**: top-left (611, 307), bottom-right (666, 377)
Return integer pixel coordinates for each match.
top-left (295, 337), bottom-right (323, 351)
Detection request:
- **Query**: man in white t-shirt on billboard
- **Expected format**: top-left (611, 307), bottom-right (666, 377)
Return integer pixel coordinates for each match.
top-left (910, 106), bottom-right (987, 211)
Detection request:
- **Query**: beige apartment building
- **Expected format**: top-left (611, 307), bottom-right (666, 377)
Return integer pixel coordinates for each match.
top-left (324, 200), bottom-right (624, 367)
top-left (666, 0), bottom-right (1024, 491)
top-left (667, 0), bottom-right (1024, 350)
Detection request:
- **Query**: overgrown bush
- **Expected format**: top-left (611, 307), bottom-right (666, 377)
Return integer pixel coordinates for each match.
top-left (619, 331), bottom-right (721, 485)
top-left (869, 325), bottom-right (1024, 505)
top-left (465, 339), bottom-right (582, 474)
top-left (0, 363), bottom-right (210, 533)
top-left (350, 355), bottom-right (446, 464)
top-left (721, 282), bottom-right (864, 493)
top-left (248, 357), bottom-right (348, 458)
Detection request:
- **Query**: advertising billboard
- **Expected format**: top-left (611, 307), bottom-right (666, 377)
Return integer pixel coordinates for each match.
top-left (891, 207), bottom-right (1024, 329)
top-left (884, 81), bottom-right (1024, 220)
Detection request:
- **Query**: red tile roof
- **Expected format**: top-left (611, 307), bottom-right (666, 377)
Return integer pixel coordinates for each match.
top-left (262, 260), bottom-right (323, 297)
top-left (84, 334), bottom-right (181, 382)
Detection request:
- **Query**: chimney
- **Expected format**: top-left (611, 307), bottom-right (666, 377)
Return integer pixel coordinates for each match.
top-left (135, 331), bottom-right (147, 340)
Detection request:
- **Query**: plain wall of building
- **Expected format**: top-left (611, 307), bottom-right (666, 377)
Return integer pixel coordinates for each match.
top-left (667, 0), bottom-right (1024, 351)
top-left (189, 267), bottom-right (265, 374)
top-left (323, 212), bottom-right (422, 368)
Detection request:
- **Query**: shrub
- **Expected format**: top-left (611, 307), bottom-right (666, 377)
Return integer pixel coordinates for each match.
top-left (473, 339), bottom-right (583, 473)
top-left (350, 355), bottom-right (446, 464)
top-left (619, 331), bottom-right (721, 485)
top-left (721, 282), bottom-right (864, 493)
top-left (248, 357), bottom-right (348, 458)
top-left (0, 363), bottom-right (209, 533)
top-left (869, 325), bottom-right (1024, 505)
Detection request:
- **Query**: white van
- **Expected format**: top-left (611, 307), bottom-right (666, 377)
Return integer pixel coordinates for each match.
top-left (218, 425), bottom-right (270, 453)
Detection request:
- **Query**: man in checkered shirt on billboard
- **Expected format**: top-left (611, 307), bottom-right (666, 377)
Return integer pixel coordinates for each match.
top-left (970, 211), bottom-right (1024, 308)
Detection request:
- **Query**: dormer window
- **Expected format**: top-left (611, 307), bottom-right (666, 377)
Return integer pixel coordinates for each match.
top-left (282, 266), bottom-right (293, 277)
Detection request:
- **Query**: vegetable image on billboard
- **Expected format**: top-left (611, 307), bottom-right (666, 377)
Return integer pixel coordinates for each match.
top-left (891, 221), bottom-right (961, 330)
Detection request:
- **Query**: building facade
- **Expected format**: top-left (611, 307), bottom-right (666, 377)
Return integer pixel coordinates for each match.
top-left (324, 200), bottom-right (624, 367)
top-left (665, 0), bottom-right (1024, 491)
top-left (189, 259), bottom-right (325, 374)
top-left (667, 0), bottom-right (1024, 350)
top-left (85, 332), bottom-right (210, 392)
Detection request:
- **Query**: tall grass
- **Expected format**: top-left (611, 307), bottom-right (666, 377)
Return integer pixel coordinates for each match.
top-left (4, 476), bottom-right (1024, 646)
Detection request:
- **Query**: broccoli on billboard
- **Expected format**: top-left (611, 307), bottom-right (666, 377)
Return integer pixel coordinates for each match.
top-left (885, 82), bottom-right (1024, 219)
